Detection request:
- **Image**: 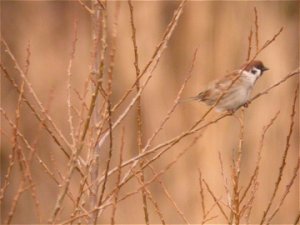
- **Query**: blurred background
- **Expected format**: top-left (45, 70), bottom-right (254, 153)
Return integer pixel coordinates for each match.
top-left (1, 1), bottom-right (299, 224)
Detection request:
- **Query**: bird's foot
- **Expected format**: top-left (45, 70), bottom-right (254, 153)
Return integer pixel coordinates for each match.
top-left (226, 109), bottom-right (235, 115)
top-left (243, 101), bottom-right (250, 108)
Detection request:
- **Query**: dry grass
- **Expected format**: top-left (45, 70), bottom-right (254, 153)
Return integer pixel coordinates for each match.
top-left (1, 1), bottom-right (299, 224)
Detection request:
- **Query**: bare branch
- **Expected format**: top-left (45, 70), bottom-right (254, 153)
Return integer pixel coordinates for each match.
top-left (260, 83), bottom-right (299, 224)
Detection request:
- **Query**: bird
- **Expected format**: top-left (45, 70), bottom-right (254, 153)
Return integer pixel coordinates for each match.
top-left (185, 60), bottom-right (269, 112)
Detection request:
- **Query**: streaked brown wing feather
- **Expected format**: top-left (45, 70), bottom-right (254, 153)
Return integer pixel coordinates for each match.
top-left (213, 70), bottom-right (240, 90)
top-left (197, 70), bottom-right (241, 105)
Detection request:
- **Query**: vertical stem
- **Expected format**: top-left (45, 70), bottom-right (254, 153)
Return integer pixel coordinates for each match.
top-left (230, 109), bottom-right (245, 224)
top-left (128, 0), bottom-right (150, 224)
top-left (88, 1), bottom-right (100, 220)
top-left (88, 0), bottom-right (107, 223)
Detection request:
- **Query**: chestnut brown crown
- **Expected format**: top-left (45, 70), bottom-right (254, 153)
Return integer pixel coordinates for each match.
top-left (243, 60), bottom-right (269, 72)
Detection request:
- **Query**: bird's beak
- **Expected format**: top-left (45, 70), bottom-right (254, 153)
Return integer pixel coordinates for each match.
top-left (262, 66), bottom-right (269, 71)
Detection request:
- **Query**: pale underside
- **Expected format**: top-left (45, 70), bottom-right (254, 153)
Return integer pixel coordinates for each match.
top-left (196, 70), bottom-right (257, 111)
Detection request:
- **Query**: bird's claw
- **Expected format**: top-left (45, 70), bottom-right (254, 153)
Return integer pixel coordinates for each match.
top-left (243, 101), bottom-right (250, 108)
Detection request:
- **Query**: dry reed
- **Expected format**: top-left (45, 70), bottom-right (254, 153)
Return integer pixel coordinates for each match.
top-left (1, 1), bottom-right (298, 224)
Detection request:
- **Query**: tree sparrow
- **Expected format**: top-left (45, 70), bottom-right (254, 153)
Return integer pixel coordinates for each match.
top-left (187, 60), bottom-right (269, 112)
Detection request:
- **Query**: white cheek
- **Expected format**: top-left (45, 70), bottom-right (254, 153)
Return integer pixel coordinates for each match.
top-left (241, 70), bottom-right (259, 85)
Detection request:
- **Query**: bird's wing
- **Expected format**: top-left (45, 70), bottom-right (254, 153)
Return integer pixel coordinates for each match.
top-left (213, 70), bottom-right (241, 91)
top-left (196, 70), bottom-right (241, 105)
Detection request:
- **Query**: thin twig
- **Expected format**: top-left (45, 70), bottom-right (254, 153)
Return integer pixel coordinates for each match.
top-left (0, 64), bottom-right (72, 161)
top-left (1, 39), bottom-right (73, 151)
top-left (266, 158), bottom-right (300, 223)
top-left (260, 83), bottom-right (299, 224)
top-left (110, 0), bottom-right (186, 116)
top-left (77, 0), bottom-right (94, 14)
top-left (91, 66), bottom-right (298, 193)
top-left (61, 133), bottom-right (198, 224)
top-left (91, 48), bottom-right (198, 210)
top-left (67, 20), bottom-right (78, 148)
top-left (293, 212), bottom-right (300, 225)
top-left (250, 68), bottom-right (299, 103)
top-left (230, 108), bottom-right (245, 225)
top-left (5, 179), bottom-right (30, 224)
top-left (218, 152), bottom-right (231, 209)
top-left (198, 170), bottom-right (206, 220)
top-left (254, 7), bottom-right (259, 51)
top-left (246, 26), bottom-right (253, 61)
top-left (202, 179), bottom-right (229, 223)
top-left (240, 111), bottom-right (280, 203)
top-left (93, 101), bottom-right (113, 224)
top-left (131, 169), bottom-right (166, 225)
top-left (95, 31), bottom-right (294, 187)
top-left (110, 127), bottom-right (125, 225)
top-left (95, 0), bottom-right (186, 152)
top-left (128, 0), bottom-right (150, 223)
top-left (240, 180), bottom-right (258, 219)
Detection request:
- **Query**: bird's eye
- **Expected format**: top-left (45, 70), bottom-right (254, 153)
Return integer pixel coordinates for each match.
top-left (251, 69), bottom-right (257, 74)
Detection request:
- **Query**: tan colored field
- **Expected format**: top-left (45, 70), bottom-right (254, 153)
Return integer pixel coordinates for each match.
top-left (1, 1), bottom-right (299, 224)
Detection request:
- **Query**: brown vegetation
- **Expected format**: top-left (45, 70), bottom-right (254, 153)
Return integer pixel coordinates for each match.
top-left (1, 1), bottom-right (299, 224)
